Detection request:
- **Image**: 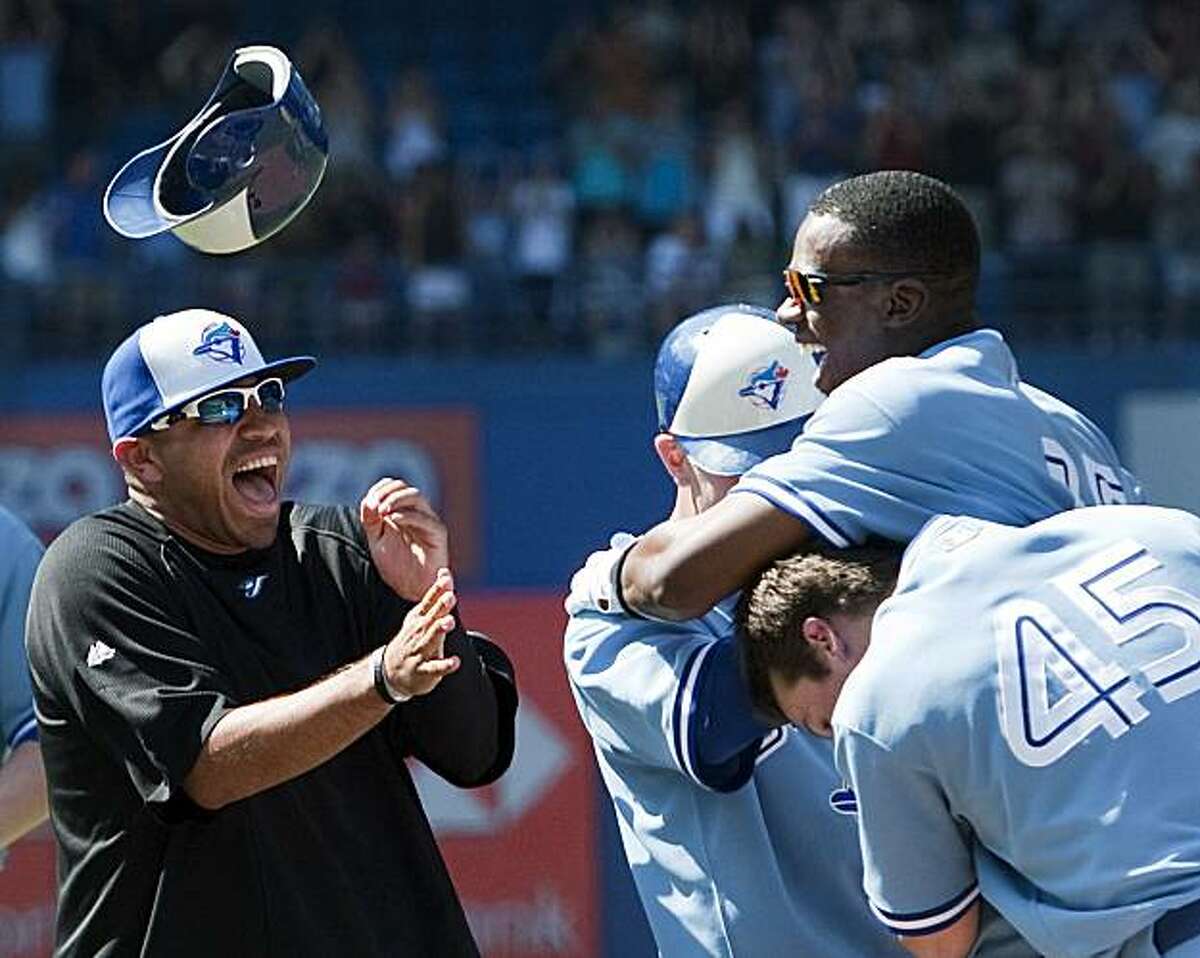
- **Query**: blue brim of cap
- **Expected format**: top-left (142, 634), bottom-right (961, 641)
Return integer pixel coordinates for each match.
top-left (104, 137), bottom-right (214, 239)
top-left (104, 140), bottom-right (178, 238)
top-left (676, 415), bottom-right (808, 477)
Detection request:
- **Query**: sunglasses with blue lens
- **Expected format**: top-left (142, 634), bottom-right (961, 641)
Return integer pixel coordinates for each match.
top-left (150, 377), bottom-right (286, 431)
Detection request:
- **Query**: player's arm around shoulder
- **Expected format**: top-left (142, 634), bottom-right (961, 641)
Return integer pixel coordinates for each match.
top-left (618, 382), bottom-right (911, 622)
top-left (619, 492), bottom-right (810, 621)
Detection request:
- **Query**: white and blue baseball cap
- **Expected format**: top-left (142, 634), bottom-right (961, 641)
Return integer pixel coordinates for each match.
top-left (654, 304), bottom-right (823, 476)
top-left (103, 45), bottom-right (327, 255)
top-left (102, 309), bottom-right (316, 442)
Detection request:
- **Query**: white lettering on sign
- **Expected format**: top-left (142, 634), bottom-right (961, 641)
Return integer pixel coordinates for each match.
top-left (285, 439), bottom-right (440, 508)
top-left (0, 440), bottom-right (440, 532)
top-left (0, 902), bottom-right (55, 957)
top-left (465, 889), bottom-right (578, 955)
top-left (413, 701), bottom-right (570, 834)
top-left (0, 446), bottom-right (123, 528)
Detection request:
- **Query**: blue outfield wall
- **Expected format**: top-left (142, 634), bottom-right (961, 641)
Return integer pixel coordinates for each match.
top-left (4, 341), bottom-right (1199, 591)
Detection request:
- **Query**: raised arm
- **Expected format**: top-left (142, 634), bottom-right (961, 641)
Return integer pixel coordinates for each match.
top-left (620, 492), bottom-right (811, 621)
top-left (357, 477), bottom-right (516, 786)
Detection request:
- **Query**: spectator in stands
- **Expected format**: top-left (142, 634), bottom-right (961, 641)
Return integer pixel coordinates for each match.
top-left (383, 68), bottom-right (446, 184)
top-left (999, 124), bottom-right (1080, 250)
top-left (551, 211), bottom-right (643, 355)
top-left (398, 162), bottom-right (471, 351)
top-left (297, 23), bottom-right (376, 175)
top-left (685, 2), bottom-right (751, 112)
top-left (643, 212), bottom-right (720, 341)
top-left (510, 150), bottom-right (576, 341)
top-left (1154, 153), bottom-right (1200, 340)
top-left (1144, 77), bottom-right (1200, 198)
top-left (569, 96), bottom-right (634, 213)
top-left (861, 68), bottom-right (931, 173)
top-left (632, 83), bottom-right (698, 231)
top-left (704, 102), bottom-right (773, 249)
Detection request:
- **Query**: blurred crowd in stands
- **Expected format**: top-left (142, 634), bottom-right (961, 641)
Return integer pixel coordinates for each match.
top-left (1, 0), bottom-right (1199, 360)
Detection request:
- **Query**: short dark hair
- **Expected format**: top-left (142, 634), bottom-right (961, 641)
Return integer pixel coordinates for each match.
top-left (736, 545), bottom-right (902, 724)
top-left (810, 170), bottom-right (981, 287)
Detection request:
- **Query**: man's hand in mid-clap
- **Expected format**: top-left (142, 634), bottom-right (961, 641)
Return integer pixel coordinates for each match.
top-left (383, 569), bottom-right (461, 699)
top-left (360, 477), bottom-right (450, 602)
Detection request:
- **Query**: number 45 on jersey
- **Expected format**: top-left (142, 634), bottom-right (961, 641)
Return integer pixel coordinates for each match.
top-left (997, 540), bottom-right (1200, 767)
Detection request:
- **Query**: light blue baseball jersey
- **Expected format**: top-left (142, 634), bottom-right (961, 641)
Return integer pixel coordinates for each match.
top-left (1, 507), bottom-right (43, 752)
top-left (564, 535), bottom-right (906, 957)
top-left (834, 506), bottom-right (1200, 958)
top-left (733, 329), bottom-right (1142, 546)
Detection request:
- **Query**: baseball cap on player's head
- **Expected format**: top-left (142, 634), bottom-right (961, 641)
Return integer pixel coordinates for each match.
top-left (654, 304), bottom-right (824, 476)
top-left (103, 45), bottom-right (327, 254)
top-left (102, 309), bottom-right (316, 442)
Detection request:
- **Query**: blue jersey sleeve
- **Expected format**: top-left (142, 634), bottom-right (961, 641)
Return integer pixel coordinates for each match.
top-left (733, 384), bottom-right (934, 546)
top-left (733, 361), bottom-right (1136, 546)
top-left (0, 512), bottom-right (43, 749)
top-left (834, 725), bottom-right (979, 938)
top-left (565, 560), bottom-right (770, 792)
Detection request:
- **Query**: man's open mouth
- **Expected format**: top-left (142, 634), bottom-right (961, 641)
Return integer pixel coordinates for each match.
top-left (231, 453), bottom-right (280, 507)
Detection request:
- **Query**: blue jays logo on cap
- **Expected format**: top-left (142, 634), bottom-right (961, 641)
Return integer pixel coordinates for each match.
top-left (829, 785), bottom-right (858, 816)
top-left (738, 359), bottom-right (790, 411)
top-left (193, 321), bottom-right (245, 365)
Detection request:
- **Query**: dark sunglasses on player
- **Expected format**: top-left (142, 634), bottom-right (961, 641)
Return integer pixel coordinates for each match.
top-left (149, 377), bottom-right (286, 431)
top-left (782, 267), bottom-right (926, 306)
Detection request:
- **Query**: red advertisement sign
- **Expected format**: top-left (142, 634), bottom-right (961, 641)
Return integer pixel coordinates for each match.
top-left (0, 826), bottom-right (55, 957)
top-left (414, 593), bottom-right (598, 958)
top-left (0, 593), bottom-right (596, 958)
top-left (0, 408), bottom-right (480, 576)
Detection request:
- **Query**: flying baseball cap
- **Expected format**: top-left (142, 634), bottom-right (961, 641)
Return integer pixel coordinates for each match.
top-left (102, 309), bottom-right (316, 442)
top-left (654, 304), bottom-right (823, 476)
top-left (103, 45), bottom-right (328, 254)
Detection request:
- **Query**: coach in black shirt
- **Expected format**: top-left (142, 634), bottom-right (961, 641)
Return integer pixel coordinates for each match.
top-left (25, 309), bottom-right (517, 957)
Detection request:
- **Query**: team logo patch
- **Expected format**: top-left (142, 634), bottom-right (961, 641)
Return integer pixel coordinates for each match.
top-left (239, 574), bottom-right (268, 599)
top-left (738, 360), bottom-right (789, 411)
top-left (87, 640), bottom-right (116, 668)
top-left (933, 517), bottom-right (983, 552)
top-left (829, 785), bottom-right (858, 816)
top-left (193, 321), bottom-right (245, 365)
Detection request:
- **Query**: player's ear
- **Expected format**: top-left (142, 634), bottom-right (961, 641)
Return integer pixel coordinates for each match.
top-left (113, 436), bottom-right (164, 485)
top-left (801, 615), bottom-right (841, 666)
top-left (882, 278), bottom-right (928, 330)
top-left (653, 433), bottom-right (690, 485)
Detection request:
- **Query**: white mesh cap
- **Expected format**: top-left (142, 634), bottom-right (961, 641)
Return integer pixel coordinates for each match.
top-left (654, 304), bottom-right (824, 475)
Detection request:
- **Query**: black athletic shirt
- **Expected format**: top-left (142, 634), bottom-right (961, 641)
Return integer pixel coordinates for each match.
top-left (26, 499), bottom-right (516, 957)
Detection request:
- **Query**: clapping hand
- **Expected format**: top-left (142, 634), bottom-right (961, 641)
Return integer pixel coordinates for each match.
top-left (382, 569), bottom-right (461, 698)
top-left (360, 477), bottom-right (450, 602)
